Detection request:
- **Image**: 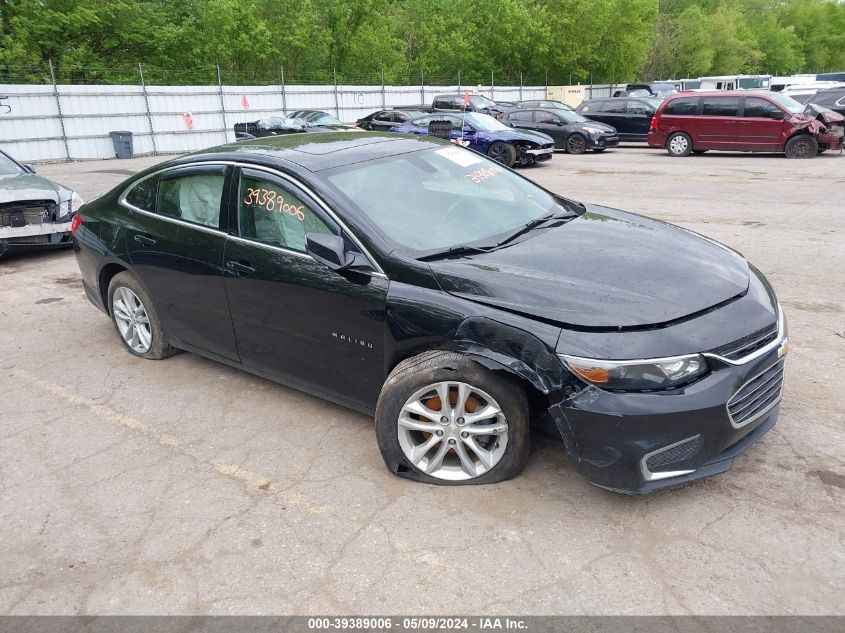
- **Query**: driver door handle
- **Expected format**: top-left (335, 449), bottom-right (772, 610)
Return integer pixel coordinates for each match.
top-left (134, 234), bottom-right (156, 247)
top-left (226, 260), bottom-right (256, 275)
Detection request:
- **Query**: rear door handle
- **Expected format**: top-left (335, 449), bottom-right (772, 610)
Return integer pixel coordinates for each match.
top-left (134, 234), bottom-right (156, 246)
top-left (226, 260), bottom-right (256, 275)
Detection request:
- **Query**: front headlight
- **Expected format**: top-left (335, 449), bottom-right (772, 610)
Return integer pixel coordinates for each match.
top-left (60, 192), bottom-right (84, 218)
top-left (559, 353), bottom-right (708, 391)
top-left (582, 126), bottom-right (604, 135)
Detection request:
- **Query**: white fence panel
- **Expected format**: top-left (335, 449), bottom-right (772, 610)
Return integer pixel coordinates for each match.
top-left (0, 81), bottom-right (553, 162)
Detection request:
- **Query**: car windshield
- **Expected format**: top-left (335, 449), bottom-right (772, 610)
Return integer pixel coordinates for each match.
top-left (0, 153), bottom-right (23, 175)
top-left (470, 95), bottom-right (495, 109)
top-left (324, 146), bottom-right (562, 254)
top-left (303, 112), bottom-right (343, 126)
top-left (465, 112), bottom-right (510, 131)
top-left (766, 93), bottom-right (805, 114)
top-left (642, 97), bottom-right (664, 108)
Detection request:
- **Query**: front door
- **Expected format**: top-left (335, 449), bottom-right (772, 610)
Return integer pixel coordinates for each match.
top-left (625, 100), bottom-right (656, 140)
top-left (223, 166), bottom-right (389, 411)
top-left (124, 164), bottom-right (239, 361)
top-left (533, 110), bottom-right (567, 146)
top-left (737, 97), bottom-right (787, 151)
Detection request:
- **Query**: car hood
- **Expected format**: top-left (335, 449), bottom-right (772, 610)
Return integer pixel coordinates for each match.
top-left (487, 128), bottom-right (554, 144)
top-left (428, 205), bottom-right (750, 329)
top-left (565, 121), bottom-right (616, 134)
top-left (0, 173), bottom-right (65, 204)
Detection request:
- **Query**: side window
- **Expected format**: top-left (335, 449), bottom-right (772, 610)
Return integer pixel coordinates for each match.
top-left (510, 109), bottom-right (534, 121)
top-left (743, 98), bottom-right (782, 118)
top-left (535, 111), bottom-right (557, 123)
top-left (125, 176), bottom-right (158, 212)
top-left (394, 113), bottom-right (408, 123)
top-left (433, 99), bottom-right (449, 110)
top-left (601, 100), bottom-right (626, 113)
top-left (576, 102), bottom-right (590, 112)
top-left (627, 101), bottom-right (652, 115)
top-left (156, 172), bottom-right (225, 229)
top-left (701, 97), bottom-right (740, 117)
top-left (664, 97), bottom-right (698, 115)
top-left (238, 171), bottom-right (333, 252)
top-left (374, 111), bottom-right (392, 122)
top-left (413, 116), bottom-right (432, 126)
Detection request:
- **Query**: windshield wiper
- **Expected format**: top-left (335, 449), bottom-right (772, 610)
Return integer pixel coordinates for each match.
top-left (487, 210), bottom-right (577, 250)
top-left (417, 244), bottom-right (494, 262)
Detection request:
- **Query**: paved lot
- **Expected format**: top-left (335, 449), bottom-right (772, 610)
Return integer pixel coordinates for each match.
top-left (1, 147), bottom-right (843, 615)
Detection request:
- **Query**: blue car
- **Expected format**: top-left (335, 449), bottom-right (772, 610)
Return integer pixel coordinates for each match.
top-left (388, 112), bottom-right (554, 167)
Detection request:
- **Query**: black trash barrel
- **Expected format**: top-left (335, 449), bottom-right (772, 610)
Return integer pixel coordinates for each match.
top-left (109, 131), bottom-right (134, 159)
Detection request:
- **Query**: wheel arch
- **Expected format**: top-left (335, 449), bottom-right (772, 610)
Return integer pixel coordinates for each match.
top-left (98, 261), bottom-right (129, 315)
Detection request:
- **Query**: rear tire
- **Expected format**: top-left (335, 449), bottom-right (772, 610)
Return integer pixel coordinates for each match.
top-left (784, 135), bottom-right (818, 159)
top-left (666, 132), bottom-right (692, 157)
top-left (107, 271), bottom-right (178, 360)
top-left (375, 351), bottom-right (530, 485)
top-left (487, 142), bottom-right (516, 167)
top-left (565, 134), bottom-right (587, 154)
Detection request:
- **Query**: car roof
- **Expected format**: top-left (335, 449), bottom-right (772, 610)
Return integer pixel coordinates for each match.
top-left (664, 91), bottom-right (771, 99)
top-left (173, 132), bottom-right (446, 173)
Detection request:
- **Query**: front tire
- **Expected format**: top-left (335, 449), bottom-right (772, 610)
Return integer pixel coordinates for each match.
top-left (375, 351), bottom-right (529, 485)
top-left (784, 135), bottom-right (818, 159)
top-left (487, 142), bottom-right (516, 167)
top-left (666, 132), bottom-right (692, 157)
top-left (108, 271), bottom-right (177, 360)
top-left (565, 134), bottom-right (587, 154)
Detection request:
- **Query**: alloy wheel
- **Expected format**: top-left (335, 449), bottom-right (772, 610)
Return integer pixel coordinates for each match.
top-left (488, 144), bottom-right (510, 164)
top-left (567, 136), bottom-right (585, 153)
top-left (112, 286), bottom-right (152, 354)
top-left (397, 381), bottom-right (509, 481)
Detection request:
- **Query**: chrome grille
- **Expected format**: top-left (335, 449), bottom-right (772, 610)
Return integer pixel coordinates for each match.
top-left (710, 322), bottom-right (779, 361)
top-left (727, 361), bottom-right (784, 428)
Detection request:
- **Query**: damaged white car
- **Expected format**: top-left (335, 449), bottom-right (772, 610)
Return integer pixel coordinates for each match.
top-left (0, 150), bottom-right (83, 258)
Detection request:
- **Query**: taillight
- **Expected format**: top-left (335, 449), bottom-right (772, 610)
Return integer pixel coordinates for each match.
top-left (71, 213), bottom-right (83, 235)
top-left (650, 114), bottom-right (659, 131)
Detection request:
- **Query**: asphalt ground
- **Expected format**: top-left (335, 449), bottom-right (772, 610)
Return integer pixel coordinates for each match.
top-left (1, 145), bottom-right (843, 615)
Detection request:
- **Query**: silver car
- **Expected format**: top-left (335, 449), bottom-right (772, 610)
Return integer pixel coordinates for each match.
top-left (0, 150), bottom-right (83, 258)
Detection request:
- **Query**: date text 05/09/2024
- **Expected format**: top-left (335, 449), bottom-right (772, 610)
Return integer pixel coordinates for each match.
top-left (307, 617), bottom-right (528, 630)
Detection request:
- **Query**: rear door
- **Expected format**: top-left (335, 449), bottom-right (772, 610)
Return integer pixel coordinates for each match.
top-left (697, 96), bottom-right (742, 150)
top-left (124, 164), bottom-right (239, 361)
top-left (222, 166), bottom-right (389, 410)
top-left (737, 97), bottom-right (786, 151)
top-left (625, 99), bottom-right (656, 140)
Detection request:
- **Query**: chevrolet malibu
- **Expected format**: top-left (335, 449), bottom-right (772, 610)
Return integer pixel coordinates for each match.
top-left (72, 133), bottom-right (788, 493)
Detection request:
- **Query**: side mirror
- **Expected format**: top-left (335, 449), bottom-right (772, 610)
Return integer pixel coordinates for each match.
top-left (769, 110), bottom-right (785, 120)
top-left (24, 163), bottom-right (35, 173)
top-left (306, 233), bottom-right (356, 271)
top-left (553, 119), bottom-right (563, 126)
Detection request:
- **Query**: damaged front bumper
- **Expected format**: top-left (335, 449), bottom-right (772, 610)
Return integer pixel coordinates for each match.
top-left (548, 335), bottom-right (788, 494)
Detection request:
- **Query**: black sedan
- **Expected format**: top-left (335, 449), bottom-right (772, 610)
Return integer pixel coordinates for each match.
top-left (72, 133), bottom-right (787, 493)
top-left (575, 97), bottom-right (663, 142)
top-left (503, 108), bottom-right (618, 153)
top-left (355, 108), bottom-right (428, 132)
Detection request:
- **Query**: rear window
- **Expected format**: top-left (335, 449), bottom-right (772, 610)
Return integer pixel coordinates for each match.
top-left (701, 97), bottom-right (740, 117)
top-left (433, 98), bottom-right (453, 110)
top-left (664, 97), bottom-right (698, 115)
top-left (125, 176), bottom-right (158, 212)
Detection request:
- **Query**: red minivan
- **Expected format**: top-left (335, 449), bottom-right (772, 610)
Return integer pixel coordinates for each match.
top-left (648, 91), bottom-right (843, 158)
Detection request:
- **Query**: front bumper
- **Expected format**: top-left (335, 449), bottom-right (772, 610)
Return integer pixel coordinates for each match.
top-left (526, 147), bottom-right (553, 158)
top-left (588, 134), bottom-right (619, 149)
top-left (817, 133), bottom-right (841, 150)
top-left (0, 220), bottom-right (73, 240)
top-left (551, 336), bottom-right (788, 494)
